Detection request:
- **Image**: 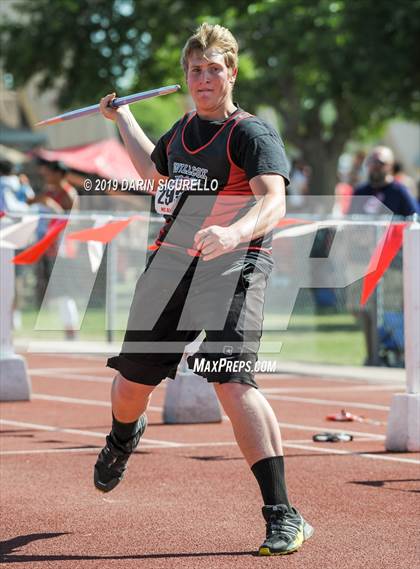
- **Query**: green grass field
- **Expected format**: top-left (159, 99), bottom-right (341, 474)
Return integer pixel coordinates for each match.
top-left (15, 309), bottom-right (365, 366)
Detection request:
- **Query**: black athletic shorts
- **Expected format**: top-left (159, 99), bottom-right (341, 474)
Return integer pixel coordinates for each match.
top-left (107, 247), bottom-right (271, 388)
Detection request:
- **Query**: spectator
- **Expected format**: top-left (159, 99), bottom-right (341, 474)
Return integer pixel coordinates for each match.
top-left (0, 158), bottom-right (35, 213)
top-left (30, 159), bottom-right (79, 212)
top-left (349, 146), bottom-right (419, 216)
top-left (33, 159), bottom-right (80, 340)
top-left (348, 146), bottom-right (418, 366)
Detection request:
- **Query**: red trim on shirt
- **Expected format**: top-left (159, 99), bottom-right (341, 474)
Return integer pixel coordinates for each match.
top-left (181, 109), bottom-right (242, 155)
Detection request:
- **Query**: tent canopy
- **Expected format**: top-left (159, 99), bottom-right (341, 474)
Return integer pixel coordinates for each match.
top-left (35, 138), bottom-right (141, 182)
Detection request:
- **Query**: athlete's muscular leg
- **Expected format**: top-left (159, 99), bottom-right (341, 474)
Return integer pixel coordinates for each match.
top-left (214, 382), bottom-right (283, 466)
top-left (111, 373), bottom-right (155, 422)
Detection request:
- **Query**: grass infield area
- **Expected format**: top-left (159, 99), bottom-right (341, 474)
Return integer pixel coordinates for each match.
top-left (15, 310), bottom-right (364, 366)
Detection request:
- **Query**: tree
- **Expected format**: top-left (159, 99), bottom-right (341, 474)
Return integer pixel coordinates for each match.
top-left (233, 0), bottom-right (420, 196)
top-left (2, 0), bottom-right (419, 196)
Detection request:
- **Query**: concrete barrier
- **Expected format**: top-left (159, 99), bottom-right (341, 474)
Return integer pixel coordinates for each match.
top-left (386, 222), bottom-right (420, 451)
top-left (0, 247), bottom-right (31, 401)
top-left (163, 343), bottom-right (222, 424)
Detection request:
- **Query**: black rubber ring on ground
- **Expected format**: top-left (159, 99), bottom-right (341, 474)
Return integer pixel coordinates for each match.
top-left (312, 432), bottom-right (353, 443)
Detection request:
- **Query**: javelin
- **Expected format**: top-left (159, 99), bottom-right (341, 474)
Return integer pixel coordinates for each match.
top-left (35, 84), bottom-right (181, 127)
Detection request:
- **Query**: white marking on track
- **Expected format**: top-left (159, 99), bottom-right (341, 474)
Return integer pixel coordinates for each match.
top-left (1, 439), bottom-right (418, 464)
top-left (0, 438), bottom-right (381, 456)
top-left (1, 414), bottom-right (384, 442)
top-left (32, 393), bottom-right (110, 406)
top-left (31, 372), bottom-right (113, 383)
top-left (31, 393), bottom-right (163, 413)
top-left (1, 447), bottom-right (103, 455)
top-left (0, 419), bottom-right (179, 447)
top-left (278, 422), bottom-right (385, 439)
top-left (284, 442), bottom-right (420, 465)
top-left (263, 393), bottom-right (389, 411)
top-left (29, 367), bottom-right (109, 374)
top-left (2, 418), bottom-right (417, 464)
top-left (0, 442), bottom-right (238, 455)
top-left (260, 384), bottom-right (402, 393)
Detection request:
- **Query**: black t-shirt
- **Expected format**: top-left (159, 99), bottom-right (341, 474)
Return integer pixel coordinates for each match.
top-left (150, 107), bottom-right (289, 272)
top-left (349, 180), bottom-right (419, 216)
top-left (152, 107), bottom-right (289, 184)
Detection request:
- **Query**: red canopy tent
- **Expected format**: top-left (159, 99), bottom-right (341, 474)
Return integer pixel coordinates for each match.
top-left (35, 138), bottom-right (140, 182)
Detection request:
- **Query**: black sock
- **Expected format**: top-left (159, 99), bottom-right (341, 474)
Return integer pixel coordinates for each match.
top-left (251, 456), bottom-right (291, 507)
top-left (111, 414), bottom-right (140, 443)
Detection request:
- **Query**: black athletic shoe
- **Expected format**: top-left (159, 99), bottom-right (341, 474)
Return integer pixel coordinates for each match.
top-left (258, 504), bottom-right (314, 556)
top-left (94, 414), bottom-right (147, 492)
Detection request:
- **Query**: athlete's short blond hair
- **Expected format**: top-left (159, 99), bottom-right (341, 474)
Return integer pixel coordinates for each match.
top-left (181, 23), bottom-right (238, 74)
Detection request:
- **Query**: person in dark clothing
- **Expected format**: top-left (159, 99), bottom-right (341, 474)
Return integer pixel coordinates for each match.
top-left (349, 146), bottom-right (419, 216)
top-left (349, 146), bottom-right (418, 366)
top-left (94, 23), bottom-right (313, 556)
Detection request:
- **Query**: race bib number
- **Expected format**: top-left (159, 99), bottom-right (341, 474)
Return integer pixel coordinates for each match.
top-left (155, 178), bottom-right (192, 215)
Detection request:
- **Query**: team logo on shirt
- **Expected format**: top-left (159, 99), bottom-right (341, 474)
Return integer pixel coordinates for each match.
top-left (173, 162), bottom-right (208, 179)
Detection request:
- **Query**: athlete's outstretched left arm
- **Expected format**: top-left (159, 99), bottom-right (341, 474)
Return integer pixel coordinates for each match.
top-left (194, 173), bottom-right (286, 261)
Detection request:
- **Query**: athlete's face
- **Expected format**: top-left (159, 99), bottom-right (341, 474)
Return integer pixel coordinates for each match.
top-left (186, 49), bottom-right (237, 115)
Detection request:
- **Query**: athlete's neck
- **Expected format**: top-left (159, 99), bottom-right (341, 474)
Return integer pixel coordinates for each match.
top-left (196, 101), bottom-right (237, 121)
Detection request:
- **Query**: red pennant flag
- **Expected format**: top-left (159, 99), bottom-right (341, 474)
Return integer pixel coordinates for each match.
top-left (67, 216), bottom-right (137, 243)
top-left (12, 219), bottom-right (67, 265)
top-left (360, 223), bottom-right (407, 306)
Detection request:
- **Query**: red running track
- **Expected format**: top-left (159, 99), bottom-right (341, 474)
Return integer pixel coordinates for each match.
top-left (1, 353), bottom-right (419, 568)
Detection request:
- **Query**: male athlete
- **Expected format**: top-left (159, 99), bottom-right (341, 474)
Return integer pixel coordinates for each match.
top-left (95, 23), bottom-right (313, 556)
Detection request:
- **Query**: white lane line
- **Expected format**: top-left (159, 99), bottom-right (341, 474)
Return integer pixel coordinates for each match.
top-left (260, 385), bottom-right (402, 393)
top-left (32, 393), bottom-right (385, 432)
top-left (0, 437), bottom-right (391, 457)
top-left (28, 390), bottom-right (388, 441)
top-left (31, 372), bottom-right (113, 383)
top-left (3, 419), bottom-right (417, 464)
top-left (278, 421), bottom-right (385, 440)
top-left (29, 367), bottom-right (108, 374)
top-left (284, 442), bottom-right (420, 465)
top-left (32, 389), bottom-right (389, 411)
top-left (1, 412), bottom-right (384, 442)
top-left (0, 441), bottom-right (238, 456)
top-left (32, 393), bottom-right (110, 407)
top-left (31, 393), bottom-right (163, 413)
top-left (1, 440), bottom-right (418, 464)
top-left (1, 447), bottom-right (103, 455)
top-left (264, 393), bottom-right (389, 411)
top-left (0, 419), bottom-right (179, 447)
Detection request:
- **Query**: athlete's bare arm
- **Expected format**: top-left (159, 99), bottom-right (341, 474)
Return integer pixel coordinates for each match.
top-left (234, 173), bottom-right (286, 239)
top-left (194, 173), bottom-right (286, 261)
top-left (99, 93), bottom-right (168, 191)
